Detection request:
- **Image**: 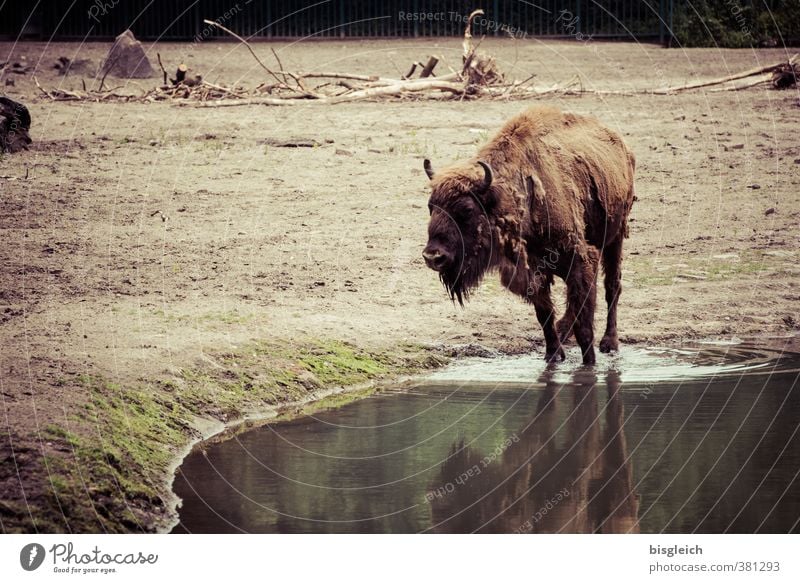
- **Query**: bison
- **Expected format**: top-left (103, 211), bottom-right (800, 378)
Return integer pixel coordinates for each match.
top-left (0, 96), bottom-right (32, 154)
top-left (422, 106), bottom-right (636, 365)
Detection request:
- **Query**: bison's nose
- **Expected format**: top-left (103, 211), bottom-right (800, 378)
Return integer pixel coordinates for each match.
top-left (422, 248), bottom-right (447, 271)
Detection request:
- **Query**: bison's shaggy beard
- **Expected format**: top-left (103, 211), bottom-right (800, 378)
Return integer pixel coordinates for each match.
top-left (438, 235), bottom-right (495, 307)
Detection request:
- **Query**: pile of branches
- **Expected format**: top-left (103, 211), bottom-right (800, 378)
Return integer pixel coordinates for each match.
top-left (181, 9), bottom-right (543, 107)
top-left (30, 7), bottom-right (798, 107)
top-left (33, 54), bottom-right (245, 103)
top-left (33, 9), bottom-right (555, 107)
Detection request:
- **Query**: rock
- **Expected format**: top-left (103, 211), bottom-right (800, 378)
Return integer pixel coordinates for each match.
top-left (101, 30), bottom-right (154, 79)
top-left (431, 343), bottom-right (501, 359)
top-left (764, 207), bottom-right (776, 216)
top-left (295, 370), bottom-right (321, 390)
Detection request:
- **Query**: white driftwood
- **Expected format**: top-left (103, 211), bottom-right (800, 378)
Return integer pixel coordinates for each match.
top-left (330, 79), bottom-right (467, 103)
top-left (653, 53), bottom-right (798, 94)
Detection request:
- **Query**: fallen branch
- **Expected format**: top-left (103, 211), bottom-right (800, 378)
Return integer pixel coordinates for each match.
top-left (331, 79), bottom-right (468, 103)
top-left (156, 52), bottom-right (168, 85)
top-left (183, 97), bottom-right (308, 107)
top-left (202, 18), bottom-right (287, 90)
top-left (654, 53), bottom-right (798, 94)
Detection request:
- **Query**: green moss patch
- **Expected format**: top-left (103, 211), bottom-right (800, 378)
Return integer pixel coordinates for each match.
top-left (7, 339), bottom-right (445, 533)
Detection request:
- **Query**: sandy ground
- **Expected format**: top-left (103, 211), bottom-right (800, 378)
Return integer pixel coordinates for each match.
top-left (1, 38), bottom-right (799, 532)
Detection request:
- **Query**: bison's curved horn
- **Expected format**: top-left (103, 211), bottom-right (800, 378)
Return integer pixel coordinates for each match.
top-left (423, 159), bottom-right (435, 180)
top-left (477, 161), bottom-right (493, 192)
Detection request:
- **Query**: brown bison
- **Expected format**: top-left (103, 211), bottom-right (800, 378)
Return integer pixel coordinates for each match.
top-left (0, 97), bottom-right (32, 153)
top-left (422, 106), bottom-right (635, 364)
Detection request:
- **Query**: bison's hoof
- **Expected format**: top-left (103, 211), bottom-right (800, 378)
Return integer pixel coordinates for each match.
top-left (599, 335), bottom-right (619, 353)
top-left (545, 347), bottom-right (566, 363)
top-left (582, 347), bottom-right (596, 366)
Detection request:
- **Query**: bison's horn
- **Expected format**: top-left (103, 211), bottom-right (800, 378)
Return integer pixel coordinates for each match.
top-left (477, 161), bottom-right (493, 191)
top-left (423, 159), bottom-right (435, 180)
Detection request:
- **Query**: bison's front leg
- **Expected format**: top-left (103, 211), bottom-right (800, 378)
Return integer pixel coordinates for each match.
top-left (532, 289), bottom-right (565, 363)
top-left (565, 248), bottom-right (599, 365)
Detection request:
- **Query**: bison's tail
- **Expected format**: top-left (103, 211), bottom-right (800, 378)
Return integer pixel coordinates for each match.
top-left (622, 147), bottom-right (637, 239)
top-left (622, 184), bottom-right (637, 239)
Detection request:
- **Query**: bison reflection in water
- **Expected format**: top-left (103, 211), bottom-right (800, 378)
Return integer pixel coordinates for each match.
top-left (427, 369), bottom-right (640, 533)
top-left (422, 106), bottom-right (636, 364)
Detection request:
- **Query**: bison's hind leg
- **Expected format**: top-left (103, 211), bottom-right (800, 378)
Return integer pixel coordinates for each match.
top-left (565, 248), bottom-right (599, 365)
top-left (599, 237), bottom-right (624, 353)
top-left (555, 307), bottom-right (574, 344)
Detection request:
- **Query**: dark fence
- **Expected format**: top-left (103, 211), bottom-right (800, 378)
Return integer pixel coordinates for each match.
top-left (1, 1), bottom-right (673, 42)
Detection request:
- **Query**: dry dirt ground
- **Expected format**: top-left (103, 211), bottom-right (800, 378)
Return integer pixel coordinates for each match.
top-left (1, 39), bottom-right (799, 533)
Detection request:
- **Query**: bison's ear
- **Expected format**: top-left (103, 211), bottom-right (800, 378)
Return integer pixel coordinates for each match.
top-left (524, 174), bottom-right (545, 205)
top-left (423, 159), bottom-right (435, 180)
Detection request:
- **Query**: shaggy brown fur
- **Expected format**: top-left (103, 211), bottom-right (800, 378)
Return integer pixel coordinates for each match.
top-left (0, 97), bottom-right (32, 154)
top-left (422, 105), bottom-right (636, 364)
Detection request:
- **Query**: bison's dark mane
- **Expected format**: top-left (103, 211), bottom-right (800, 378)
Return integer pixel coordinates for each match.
top-left (438, 250), bottom-right (486, 306)
top-left (428, 166), bottom-right (521, 306)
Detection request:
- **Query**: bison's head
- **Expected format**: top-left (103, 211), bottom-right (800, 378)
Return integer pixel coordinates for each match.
top-left (422, 158), bottom-right (496, 305)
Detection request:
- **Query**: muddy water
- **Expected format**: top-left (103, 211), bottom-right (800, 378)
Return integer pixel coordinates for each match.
top-left (172, 342), bottom-right (800, 533)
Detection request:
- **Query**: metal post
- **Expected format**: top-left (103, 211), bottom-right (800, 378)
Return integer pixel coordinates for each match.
top-left (668, 0), bottom-right (674, 47)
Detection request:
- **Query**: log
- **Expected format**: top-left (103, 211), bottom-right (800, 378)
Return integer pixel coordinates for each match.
top-left (654, 53), bottom-right (798, 94)
top-left (330, 79), bottom-right (466, 104)
top-left (419, 56), bottom-right (439, 79)
top-left (289, 71), bottom-right (380, 82)
top-left (174, 63), bottom-right (188, 84)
